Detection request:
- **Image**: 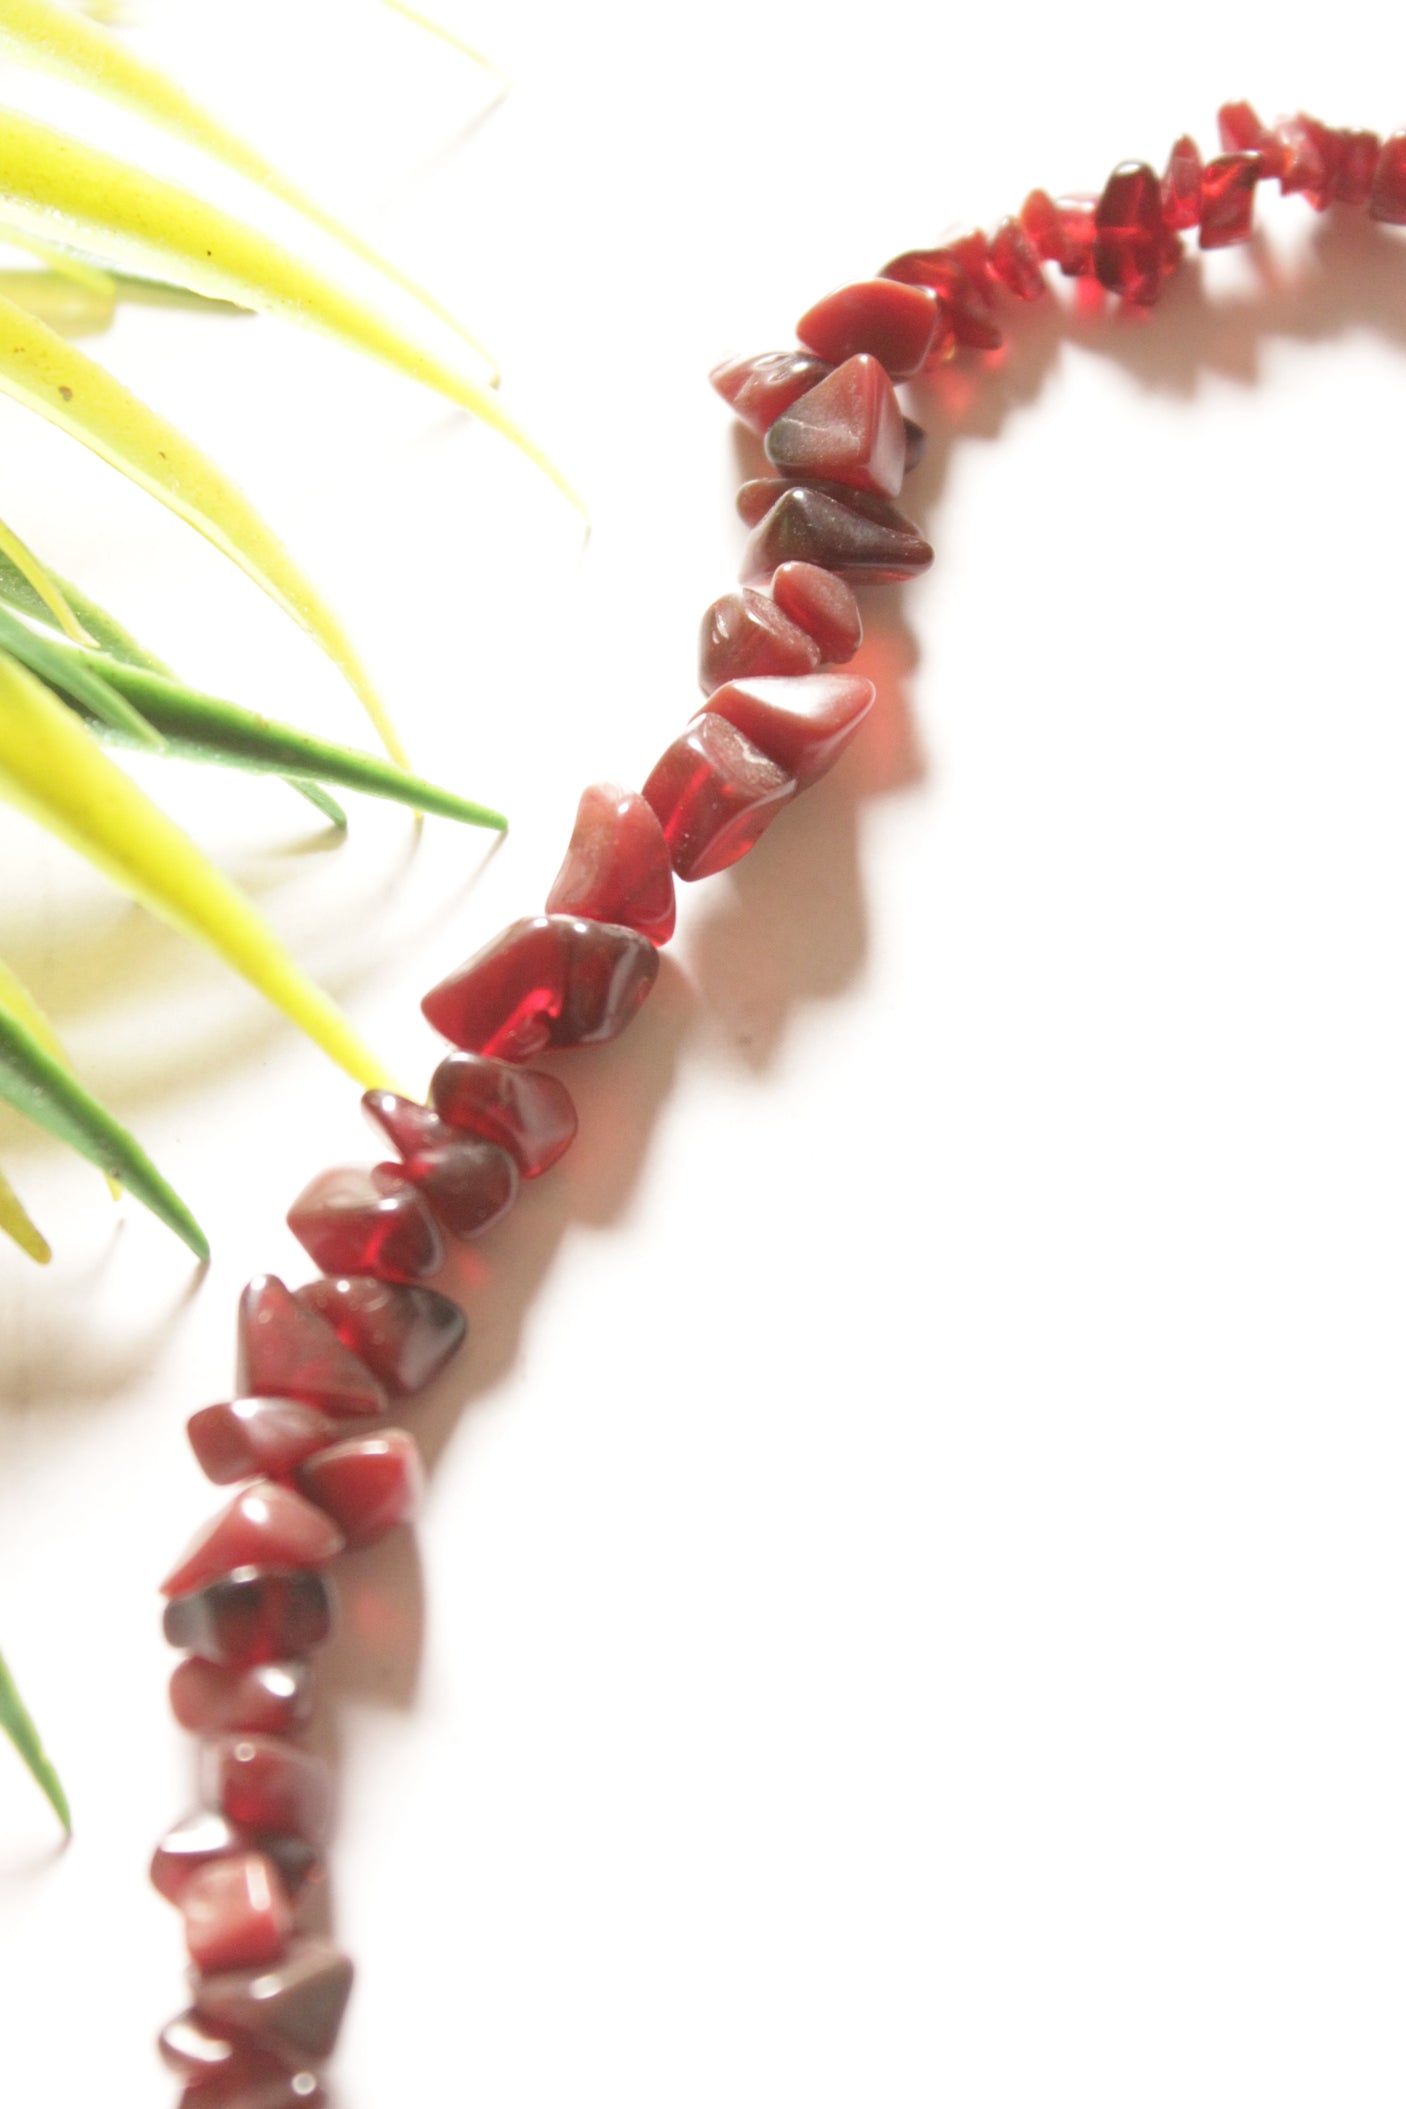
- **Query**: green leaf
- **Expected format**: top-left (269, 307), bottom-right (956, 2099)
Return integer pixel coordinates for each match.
top-left (0, 602), bottom-right (163, 749)
top-left (288, 777), bottom-right (349, 829)
top-left (0, 954), bottom-right (119, 1200)
top-left (0, 992), bottom-right (206, 1258)
top-left (0, 549), bottom-right (173, 677)
top-left (0, 1645), bottom-right (69, 1833)
top-left (0, 1162), bottom-right (51, 1263)
top-left (0, 510), bottom-right (90, 644)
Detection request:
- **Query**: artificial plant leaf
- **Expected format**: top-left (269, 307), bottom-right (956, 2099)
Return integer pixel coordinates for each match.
top-left (0, 1162), bottom-right (51, 1263)
top-left (289, 777), bottom-right (348, 829)
top-left (0, 602), bottom-right (162, 749)
top-left (0, 995), bottom-right (206, 1258)
top-left (0, 647), bottom-right (393, 1093)
top-left (0, 266), bottom-right (115, 336)
top-left (0, 107), bottom-right (583, 519)
top-left (0, 222), bottom-right (115, 295)
top-left (0, 545), bottom-right (172, 675)
top-left (0, 952), bottom-right (119, 1197)
top-left (0, 286), bottom-right (409, 765)
top-left (0, 511), bottom-right (89, 644)
top-left (0, 0), bottom-right (499, 377)
top-left (0, 1645), bottom-right (69, 1832)
top-left (377, 0), bottom-right (500, 71)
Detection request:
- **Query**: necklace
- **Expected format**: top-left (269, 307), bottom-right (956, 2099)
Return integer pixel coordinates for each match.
top-left (139, 101), bottom-right (1406, 2104)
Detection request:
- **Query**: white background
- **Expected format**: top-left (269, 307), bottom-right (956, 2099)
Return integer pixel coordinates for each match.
top-left (2, 2), bottom-right (1406, 2103)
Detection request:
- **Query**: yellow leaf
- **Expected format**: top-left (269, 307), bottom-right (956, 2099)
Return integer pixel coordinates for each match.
top-left (0, 647), bottom-right (393, 1092)
top-left (0, 266), bottom-right (115, 337)
top-left (376, 0), bottom-right (503, 72)
top-left (0, 510), bottom-right (90, 645)
top-left (0, 1162), bottom-right (51, 1264)
top-left (0, 286), bottom-right (409, 765)
top-left (0, 0), bottom-right (500, 379)
top-left (0, 106), bottom-right (584, 520)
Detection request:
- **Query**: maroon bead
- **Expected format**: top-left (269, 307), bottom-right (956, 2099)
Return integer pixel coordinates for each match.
top-left (430, 1051), bottom-right (576, 1178)
top-left (988, 216), bottom-right (1046, 299)
top-left (422, 915), bottom-right (659, 1061)
top-left (1275, 113), bottom-right (1341, 212)
top-left (238, 1276), bottom-right (386, 1420)
top-left (170, 1660), bottom-right (314, 1739)
top-left (702, 673), bottom-right (875, 791)
top-left (879, 243), bottom-right (1001, 350)
top-left (1093, 161), bottom-right (1168, 306)
top-left (1199, 154), bottom-right (1259, 248)
top-left (294, 1276), bottom-right (465, 1396)
top-left (1162, 134), bottom-right (1204, 230)
top-left (194, 1939), bottom-right (354, 2063)
top-left (183, 1851), bottom-right (292, 1974)
top-left (741, 483), bottom-right (933, 586)
top-left (298, 1431), bottom-right (424, 1548)
top-left (708, 348), bottom-right (833, 434)
top-left (902, 417), bottom-right (926, 473)
top-left (162, 1484), bottom-right (344, 1600)
top-left (1020, 187), bottom-right (1066, 264)
top-left (163, 1567), bottom-right (335, 1669)
top-left (795, 278), bottom-right (939, 377)
top-left (1369, 131), bottom-right (1406, 222)
top-left (286, 1165), bottom-right (444, 1285)
top-left (151, 1811), bottom-right (321, 1906)
top-left (363, 1089), bottom-right (519, 1238)
top-left (1053, 195), bottom-right (1098, 277)
top-left (642, 713), bottom-right (795, 883)
top-left (1217, 99), bottom-right (1284, 179)
top-left (763, 354), bottom-right (906, 499)
top-left (697, 589), bottom-right (821, 694)
top-left (768, 562), bottom-right (862, 664)
top-left (544, 784), bottom-right (677, 945)
top-left (189, 1399), bottom-right (337, 1488)
top-left (178, 2074), bottom-right (322, 2109)
top-left (1335, 128), bottom-right (1381, 205)
top-left (201, 1736), bottom-right (333, 1848)
top-left (159, 2010), bottom-right (306, 2090)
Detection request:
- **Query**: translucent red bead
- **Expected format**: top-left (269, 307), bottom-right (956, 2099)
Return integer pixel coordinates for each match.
top-left (161, 1482), bottom-right (344, 1599)
top-left (709, 348), bottom-right (832, 433)
top-left (188, 1398), bottom-right (337, 1487)
top-left (194, 1939), bottom-right (354, 2063)
top-left (422, 915), bottom-right (659, 1061)
top-left (298, 1431), bottom-right (424, 1548)
top-left (988, 216), bottom-right (1046, 299)
top-left (1370, 131), bottom-right (1406, 223)
top-left (1199, 153), bottom-right (1259, 248)
top-left (1093, 161), bottom-right (1169, 306)
top-left (294, 1276), bottom-right (465, 1397)
top-left (182, 1851), bottom-right (293, 1974)
top-left (163, 1567), bottom-right (335, 1669)
top-left (201, 1735), bottom-right (334, 1847)
top-left (702, 673), bottom-right (876, 790)
top-left (768, 562), bottom-right (863, 663)
top-left (763, 354), bottom-right (906, 499)
top-left (151, 1810), bottom-right (321, 1907)
top-left (697, 588), bottom-right (822, 692)
top-left (642, 712), bottom-right (795, 882)
top-left (796, 277), bottom-right (940, 377)
top-left (880, 243), bottom-right (1000, 349)
top-left (170, 1659), bottom-right (314, 1738)
top-left (1162, 135), bottom-right (1204, 229)
top-left (287, 1166), bottom-right (445, 1285)
top-left (544, 783), bottom-right (679, 944)
top-left (741, 483), bottom-right (934, 586)
top-left (429, 1051), bottom-right (578, 1177)
top-left (238, 1276), bottom-right (386, 1420)
top-left (1217, 99), bottom-right (1284, 180)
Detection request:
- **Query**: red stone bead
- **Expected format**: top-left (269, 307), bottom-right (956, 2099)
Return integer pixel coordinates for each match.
top-left (763, 354), bottom-right (906, 499)
top-left (298, 1431), bottom-right (424, 1549)
top-left (879, 244), bottom-right (1001, 350)
top-left (1019, 188), bottom-right (1065, 264)
top-left (163, 1567), bottom-right (335, 1670)
top-left (708, 349), bottom-right (833, 434)
top-left (286, 1166), bottom-right (444, 1286)
top-left (1162, 134), bottom-right (1204, 230)
top-left (202, 1736), bottom-right (333, 1847)
top-left (1199, 154), bottom-right (1259, 248)
top-left (701, 673), bottom-right (875, 790)
top-left (988, 216), bottom-right (1046, 299)
top-left (151, 1811), bottom-right (322, 1906)
top-left (741, 484), bottom-right (933, 586)
top-left (430, 1052), bottom-right (577, 1178)
top-left (1369, 131), bottom-right (1406, 222)
top-left (294, 1276), bottom-right (465, 1396)
top-left (194, 1939), bottom-right (354, 2063)
top-left (795, 278), bottom-right (940, 377)
top-left (1217, 99), bottom-right (1284, 179)
top-left (1275, 113), bottom-right (1341, 212)
top-left (697, 588), bottom-right (822, 694)
top-left (642, 713), bottom-right (795, 882)
top-left (179, 2074), bottom-right (322, 2109)
top-left (170, 1660), bottom-right (314, 1739)
top-left (1053, 195), bottom-right (1098, 277)
top-left (189, 1399), bottom-right (337, 1488)
top-left (364, 1089), bottom-right (520, 1235)
top-left (238, 1276), bottom-right (386, 1421)
top-left (543, 784), bottom-right (677, 945)
top-left (183, 1851), bottom-right (292, 1974)
top-left (162, 1484), bottom-right (344, 1600)
top-left (1335, 128), bottom-right (1381, 205)
top-left (159, 2010), bottom-right (308, 2091)
top-left (422, 915), bottom-right (659, 1061)
top-left (768, 562), bottom-right (863, 663)
top-left (1093, 161), bottom-right (1168, 306)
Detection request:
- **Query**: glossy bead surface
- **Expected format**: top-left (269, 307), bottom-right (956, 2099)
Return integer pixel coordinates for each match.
top-left (795, 278), bottom-right (939, 377)
top-left (422, 916), bottom-right (659, 1061)
top-left (1053, 195), bottom-right (1097, 276)
top-left (188, 1399), bottom-right (337, 1488)
top-left (544, 784), bottom-right (677, 944)
top-left (989, 216), bottom-right (1046, 299)
top-left (697, 589), bottom-right (822, 693)
top-left (1093, 161), bottom-right (1168, 305)
top-left (159, 2011), bottom-right (302, 2089)
top-left (294, 1277), bottom-right (466, 1396)
top-left (702, 673), bottom-right (875, 790)
top-left (287, 1166), bottom-right (444, 1286)
top-left (298, 1431), bottom-right (424, 1548)
top-left (430, 1052), bottom-right (578, 1178)
top-left (1162, 134), bottom-right (1204, 229)
top-left (642, 713), bottom-right (795, 882)
top-left (708, 348), bottom-right (832, 434)
top-left (183, 1852), bottom-right (292, 1974)
top-left (151, 1811), bottom-right (321, 1906)
top-left (1020, 187), bottom-right (1065, 264)
top-left (1199, 154), bottom-right (1259, 247)
top-left (238, 1276), bottom-right (386, 1421)
top-left (879, 243), bottom-right (1000, 349)
top-left (363, 1091), bottom-right (520, 1240)
top-left (1276, 113), bottom-right (1340, 211)
top-left (1217, 100), bottom-right (1283, 179)
top-left (163, 1567), bottom-right (335, 1670)
top-left (764, 354), bottom-right (906, 498)
top-left (1369, 131), bottom-right (1406, 222)
top-left (194, 1939), bottom-right (354, 2063)
top-left (1335, 128), bottom-right (1380, 205)
top-left (201, 1736), bottom-right (333, 1848)
top-left (178, 2073), bottom-right (322, 2109)
top-left (170, 1660), bottom-right (314, 1739)
top-left (162, 1484), bottom-right (344, 1600)
top-left (741, 484), bottom-right (933, 586)
top-left (769, 561), bottom-right (862, 663)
